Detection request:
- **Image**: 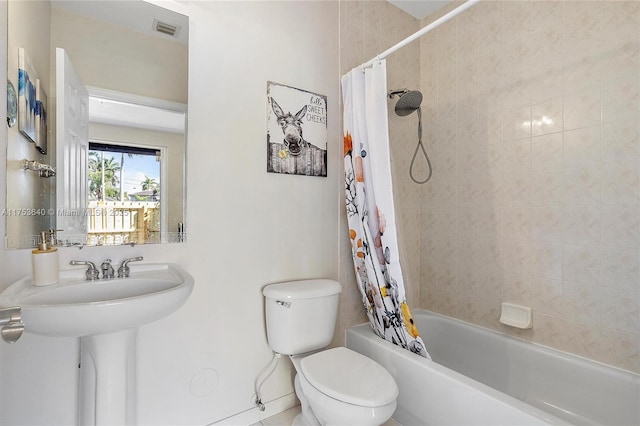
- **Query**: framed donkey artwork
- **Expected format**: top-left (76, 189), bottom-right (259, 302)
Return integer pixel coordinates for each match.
top-left (266, 81), bottom-right (327, 177)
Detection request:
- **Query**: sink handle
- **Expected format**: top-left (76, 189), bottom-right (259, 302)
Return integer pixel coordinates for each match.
top-left (0, 307), bottom-right (24, 343)
top-left (117, 256), bottom-right (144, 278)
top-left (70, 260), bottom-right (100, 281)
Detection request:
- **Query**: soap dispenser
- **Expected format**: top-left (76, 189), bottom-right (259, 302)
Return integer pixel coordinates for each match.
top-left (32, 231), bottom-right (59, 286)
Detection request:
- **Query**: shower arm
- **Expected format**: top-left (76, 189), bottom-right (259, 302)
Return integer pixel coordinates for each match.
top-left (388, 89), bottom-right (408, 99)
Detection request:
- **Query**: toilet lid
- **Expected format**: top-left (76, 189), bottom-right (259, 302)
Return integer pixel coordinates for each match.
top-left (300, 347), bottom-right (398, 408)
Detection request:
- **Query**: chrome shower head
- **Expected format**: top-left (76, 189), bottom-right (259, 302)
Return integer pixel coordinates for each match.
top-left (390, 89), bottom-right (423, 116)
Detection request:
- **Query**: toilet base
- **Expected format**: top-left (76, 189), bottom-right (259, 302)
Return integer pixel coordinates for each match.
top-left (294, 374), bottom-right (321, 425)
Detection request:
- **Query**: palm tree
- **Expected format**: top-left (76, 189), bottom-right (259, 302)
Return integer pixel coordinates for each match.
top-left (141, 176), bottom-right (158, 191)
top-left (88, 151), bottom-right (121, 200)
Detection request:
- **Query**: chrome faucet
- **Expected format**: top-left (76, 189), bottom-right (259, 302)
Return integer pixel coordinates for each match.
top-left (69, 260), bottom-right (100, 281)
top-left (101, 259), bottom-right (115, 279)
top-left (117, 256), bottom-right (143, 278)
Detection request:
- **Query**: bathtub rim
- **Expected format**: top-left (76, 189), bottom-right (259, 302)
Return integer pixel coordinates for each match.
top-left (345, 318), bottom-right (570, 425)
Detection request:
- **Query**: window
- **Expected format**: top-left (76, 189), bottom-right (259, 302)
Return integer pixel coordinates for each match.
top-left (87, 142), bottom-right (162, 245)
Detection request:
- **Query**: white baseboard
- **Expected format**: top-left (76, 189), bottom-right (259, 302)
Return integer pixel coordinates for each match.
top-left (210, 392), bottom-right (298, 425)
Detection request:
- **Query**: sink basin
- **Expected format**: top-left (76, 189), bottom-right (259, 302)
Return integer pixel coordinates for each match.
top-left (0, 263), bottom-right (194, 337)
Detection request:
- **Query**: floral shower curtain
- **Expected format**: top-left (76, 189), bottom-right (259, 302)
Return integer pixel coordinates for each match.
top-left (341, 60), bottom-right (430, 359)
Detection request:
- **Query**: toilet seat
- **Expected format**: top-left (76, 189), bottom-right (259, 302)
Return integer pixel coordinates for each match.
top-left (300, 347), bottom-right (398, 407)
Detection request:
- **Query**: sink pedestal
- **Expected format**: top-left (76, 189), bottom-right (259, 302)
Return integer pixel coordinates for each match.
top-left (79, 329), bottom-right (137, 425)
top-left (0, 263), bottom-right (195, 425)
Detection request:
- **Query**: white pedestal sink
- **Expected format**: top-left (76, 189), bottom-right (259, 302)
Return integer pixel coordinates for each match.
top-left (0, 263), bottom-right (194, 425)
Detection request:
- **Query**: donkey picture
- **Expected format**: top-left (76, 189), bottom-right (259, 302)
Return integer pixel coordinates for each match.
top-left (270, 98), bottom-right (308, 157)
top-left (267, 93), bottom-right (327, 177)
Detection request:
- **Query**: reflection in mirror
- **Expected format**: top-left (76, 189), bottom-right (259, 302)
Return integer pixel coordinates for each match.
top-left (5, 0), bottom-right (188, 249)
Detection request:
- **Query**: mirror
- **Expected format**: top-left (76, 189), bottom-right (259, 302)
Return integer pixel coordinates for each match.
top-left (5, 0), bottom-right (188, 249)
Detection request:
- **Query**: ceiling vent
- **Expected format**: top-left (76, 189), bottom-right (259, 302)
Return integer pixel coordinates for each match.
top-left (152, 19), bottom-right (179, 37)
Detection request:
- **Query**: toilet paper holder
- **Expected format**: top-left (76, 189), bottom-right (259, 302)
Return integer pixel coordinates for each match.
top-left (0, 307), bottom-right (24, 343)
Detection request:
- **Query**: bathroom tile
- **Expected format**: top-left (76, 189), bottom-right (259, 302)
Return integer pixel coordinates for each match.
top-left (479, 140), bottom-right (505, 183)
top-left (530, 0), bottom-right (562, 33)
top-left (600, 245), bottom-right (640, 292)
top-left (474, 205), bottom-right (502, 239)
top-left (473, 281), bottom-right (503, 330)
top-left (478, 50), bottom-right (506, 94)
top-left (601, 43), bottom-right (640, 84)
top-left (457, 103), bottom-right (480, 140)
top-left (530, 61), bottom-right (564, 105)
top-left (601, 161), bottom-right (640, 205)
top-left (474, 238), bottom-right (503, 283)
top-left (601, 286), bottom-right (640, 334)
top-left (502, 78), bottom-right (534, 110)
top-left (477, 0), bottom-right (504, 45)
top-left (602, 78), bottom-right (640, 125)
top-left (563, 55), bottom-right (602, 95)
top-left (478, 103), bottom-right (503, 142)
top-left (530, 277), bottom-right (563, 318)
top-left (563, 126), bottom-right (601, 169)
top-left (529, 23), bottom-right (563, 61)
top-left (531, 133), bottom-right (562, 171)
top-left (600, 204), bottom-right (640, 249)
top-left (601, 121), bottom-right (640, 167)
top-left (363, 29), bottom-right (381, 62)
top-left (456, 207), bottom-right (476, 241)
top-left (504, 272), bottom-right (532, 306)
top-left (530, 241), bottom-right (562, 280)
top-left (538, 314), bottom-right (600, 361)
top-left (456, 25), bottom-right (479, 59)
top-left (531, 99), bottom-right (563, 137)
top-left (562, 2), bottom-right (602, 59)
top-left (562, 244), bottom-right (601, 286)
top-left (562, 281), bottom-right (600, 326)
top-left (256, 405), bottom-right (406, 426)
top-left (563, 205), bottom-right (601, 247)
top-left (503, 107), bottom-right (532, 141)
top-left (502, 172), bottom-right (532, 208)
top-left (563, 166), bottom-right (601, 206)
top-left (503, 138), bottom-right (531, 175)
top-left (455, 0), bottom-right (479, 32)
top-left (531, 170), bottom-right (563, 207)
top-left (503, 0), bottom-right (532, 39)
top-left (363, 0), bottom-right (381, 34)
top-left (561, 321), bottom-right (601, 362)
top-left (602, 1), bottom-right (640, 51)
top-left (503, 207), bottom-right (531, 244)
top-left (563, 86), bottom-right (601, 131)
top-left (502, 237), bottom-right (531, 278)
top-left (594, 327), bottom-right (640, 374)
top-left (530, 313), bottom-right (558, 348)
top-left (255, 406), bottom-right (300, 426)
top-left (531, 207), bottom-right (563, 243)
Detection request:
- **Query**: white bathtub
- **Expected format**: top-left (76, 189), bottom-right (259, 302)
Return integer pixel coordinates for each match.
top-left (346, 309), bottom-right (640, 426)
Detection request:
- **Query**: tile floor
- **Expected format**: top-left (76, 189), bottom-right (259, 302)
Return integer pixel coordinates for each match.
top-left (252, 405), bottom-right (401, 426)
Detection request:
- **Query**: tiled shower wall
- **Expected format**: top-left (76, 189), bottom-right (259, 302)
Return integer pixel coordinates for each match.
top-left (419, 0), bottom-right (639, 372)
top-left (340, 0), bottom-right (638, 373)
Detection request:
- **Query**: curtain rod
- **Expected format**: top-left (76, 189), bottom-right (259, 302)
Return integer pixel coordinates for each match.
top-left (360, 0), bottom-right (481, 69)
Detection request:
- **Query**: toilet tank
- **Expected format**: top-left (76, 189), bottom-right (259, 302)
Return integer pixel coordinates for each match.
top-left (263, 279), bottom-right (342, 355)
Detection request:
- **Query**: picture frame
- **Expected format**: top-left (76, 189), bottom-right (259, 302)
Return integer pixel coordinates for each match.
top-left (35, 79), bottom-right (48, 154)
top-left (18, 48), bottom-right (37, 144)
top-left (266, 81), bottom-right (327, 177)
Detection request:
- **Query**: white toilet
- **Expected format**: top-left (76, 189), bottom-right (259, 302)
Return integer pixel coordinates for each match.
top-left (263, 279), bottom-right (398, 426)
